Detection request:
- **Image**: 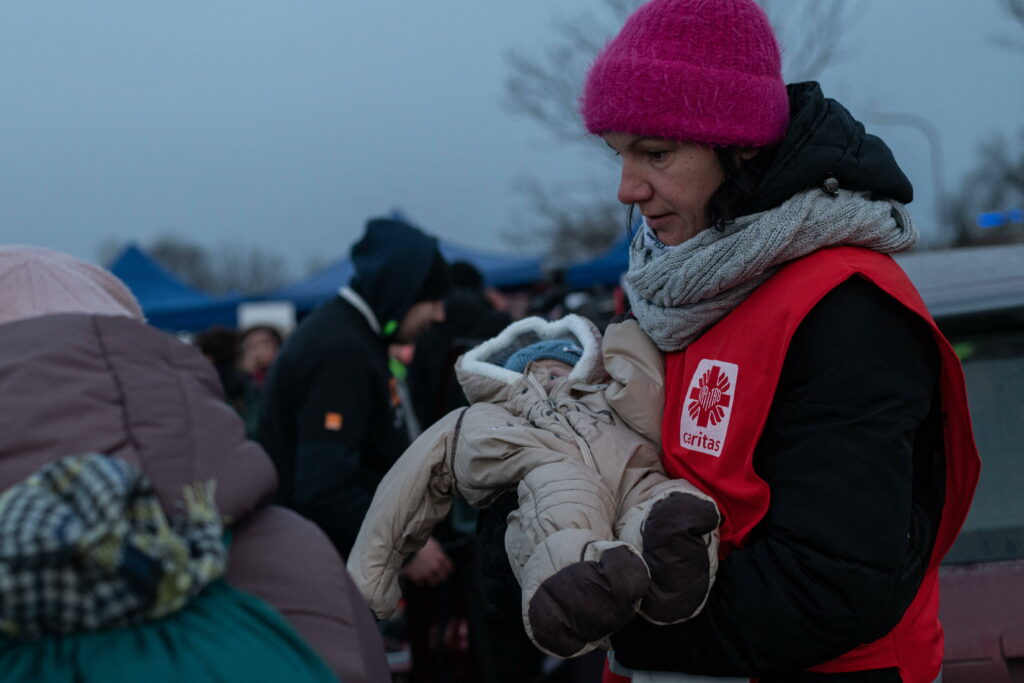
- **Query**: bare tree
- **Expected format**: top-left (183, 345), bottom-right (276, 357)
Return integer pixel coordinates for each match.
top-left (943, 132), bottom-right (1024, 247)
top-left (510, 176), bottom-right (625, 264)
top-left (994, 0), bottom-right (1024, 51)
top-left (501, 1), bottom-right (638, 259)
top-left (766, 1), bottom-right (857, 82)
top-left (504, 2), bottom-right (634, 145)
top-left (941, 0), bottom-right (1024, 246)
top-left (217, 246), bottom-right (288, 295)
top-left (148, 235), bottom-right (218, 292)
top-left (503, 0), bottom-right (859, 260)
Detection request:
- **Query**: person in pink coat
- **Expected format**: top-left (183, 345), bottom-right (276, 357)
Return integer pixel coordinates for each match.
top-left (0, 245), bottom-right (390, 683)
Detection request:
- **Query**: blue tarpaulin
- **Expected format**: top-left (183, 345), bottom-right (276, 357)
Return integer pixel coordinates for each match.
top-left (564, 233), bottom-right (631, 290)
top-left (264, 257), bottom-right (355, 313)
top-left (394, 209), bottom-right (546, 289)
top-left (108, 245), bottom-right (240, 332)
top-left (438, 240), bottom-right (545, 289)
top-left (264, 239), bottom-right (546, 313)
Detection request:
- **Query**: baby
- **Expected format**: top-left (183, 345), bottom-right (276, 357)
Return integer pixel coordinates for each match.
top-left (511, 341), bottom-right (576, 386)
top-left (347, 314), bottom-right (720, 658)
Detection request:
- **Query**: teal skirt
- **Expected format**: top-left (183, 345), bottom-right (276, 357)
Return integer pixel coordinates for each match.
top-left (0, 580), bottom-right (339, 683)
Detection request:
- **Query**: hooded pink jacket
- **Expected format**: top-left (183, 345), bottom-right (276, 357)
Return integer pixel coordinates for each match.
top-left (0, 312), bottom-right (389, 683)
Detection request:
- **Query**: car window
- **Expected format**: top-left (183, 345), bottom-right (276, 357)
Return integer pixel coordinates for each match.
top-left (943, 329), bottom-right (1024, 564)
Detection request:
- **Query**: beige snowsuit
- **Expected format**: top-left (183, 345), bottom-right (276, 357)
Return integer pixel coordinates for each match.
top-left (347, 315), bottom-right (719, 658)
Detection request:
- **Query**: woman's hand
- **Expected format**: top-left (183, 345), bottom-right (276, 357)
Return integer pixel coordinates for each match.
top-left (401, 537), bottom-right (454, 586)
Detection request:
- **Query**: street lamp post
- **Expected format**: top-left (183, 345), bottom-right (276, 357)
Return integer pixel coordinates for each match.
top-left (868, 110), bottom-right (948, 245)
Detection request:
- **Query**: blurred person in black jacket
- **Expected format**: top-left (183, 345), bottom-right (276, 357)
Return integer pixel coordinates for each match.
top-left (407, 261), bottom-right (512, 428)
top-left (405, 262), bottom-right (559, 683)
top-left (259, 217), bottom-right (450, 577)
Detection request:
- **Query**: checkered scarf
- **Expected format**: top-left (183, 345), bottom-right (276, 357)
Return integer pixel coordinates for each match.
top-left (0, 453), bottom-right (226, 639)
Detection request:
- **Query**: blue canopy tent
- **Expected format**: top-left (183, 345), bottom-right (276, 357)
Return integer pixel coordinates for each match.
top-left (437, 240), bottom-right (545, 289)
top-left (264, 239), bottom-right (546, 313)
top-left (264, 257), bottom-right (355, 313)
top-left (564, 233), bottom-right (631, 290)
top-left (395, 209), bottom-right (546, 288)
top-left (108, 245), bottom-right (241, 332)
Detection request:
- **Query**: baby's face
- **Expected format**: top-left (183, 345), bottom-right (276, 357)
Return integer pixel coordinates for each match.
top-left (534, 359), bottom-right (573, 390)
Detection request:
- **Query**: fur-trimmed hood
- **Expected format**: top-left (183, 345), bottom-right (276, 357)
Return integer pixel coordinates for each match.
top-left (455, 314), bottom-right (606, 405)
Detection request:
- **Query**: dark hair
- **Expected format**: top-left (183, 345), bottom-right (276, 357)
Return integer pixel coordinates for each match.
top-left (241, 324), bottom-right (283, 347)
top-left (449, 261), bottom-right (484, 291)
top-left (706, 145), bottom-right (777, 230)
top-left (195, 326), bottom-right (240, 366)
top-left (625, 144), bottom-right (777, 239)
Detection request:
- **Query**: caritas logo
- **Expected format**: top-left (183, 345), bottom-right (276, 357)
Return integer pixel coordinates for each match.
top-left (679, 359), bottom-right (738, 457)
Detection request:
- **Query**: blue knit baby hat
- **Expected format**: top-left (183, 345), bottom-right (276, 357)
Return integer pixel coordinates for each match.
top-left (504, 339), bottom-right (583, 373)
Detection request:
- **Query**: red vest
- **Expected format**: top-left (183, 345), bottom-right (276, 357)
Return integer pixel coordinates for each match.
top-left (655, 247), bottom-right (979, 682)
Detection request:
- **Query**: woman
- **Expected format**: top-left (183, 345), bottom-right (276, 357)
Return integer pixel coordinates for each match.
top-left (240, 323), bottom-right (285, 437)
top-left (0, 246), bottom-right (390, 683)
top-left (572, 1), bottom-right (979, 681)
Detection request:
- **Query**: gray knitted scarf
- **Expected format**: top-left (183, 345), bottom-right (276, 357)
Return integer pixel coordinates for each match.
top-left (625, 188), bottom-right (919, 352)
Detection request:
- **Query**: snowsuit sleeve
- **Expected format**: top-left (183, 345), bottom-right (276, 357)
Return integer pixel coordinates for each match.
top-left (449, 402), bottom-right (583, 506)
top-left (347, 399), bottom-right (577, 620)
top-left (346, 408), bottom-right (466, 619)
top-left (602, 318), bottom-right (665, 443)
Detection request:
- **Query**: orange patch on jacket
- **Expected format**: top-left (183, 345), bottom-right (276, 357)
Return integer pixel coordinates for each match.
top-left (324, 412), bottom-right (343, 431)
top-left (388, 378), bottom-right (402, 407)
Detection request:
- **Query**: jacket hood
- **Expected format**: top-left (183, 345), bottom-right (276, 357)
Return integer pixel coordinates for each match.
top-left (349, 217), bottom-right (444, 340)
top-left (0, 245), bottom-right (143, 326)
top-left (455, 314), bottom-right (605, 404)
top-left (0, 313), bottom-right (276, 522)
top-left (747, 81), bottom-right (914, 214)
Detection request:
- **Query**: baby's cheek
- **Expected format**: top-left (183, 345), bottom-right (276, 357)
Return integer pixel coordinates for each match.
top-left (546, 376), bottom-right (568, 392)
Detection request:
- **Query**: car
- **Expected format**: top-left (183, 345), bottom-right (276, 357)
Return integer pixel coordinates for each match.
top-left (895, 242), bottom-right (1024, 682)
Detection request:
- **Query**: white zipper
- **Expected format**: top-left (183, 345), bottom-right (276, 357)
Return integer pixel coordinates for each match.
top-left (526, 373), bottom-right (598, 472)
top-left (574, 434), bottom-right (598, 471)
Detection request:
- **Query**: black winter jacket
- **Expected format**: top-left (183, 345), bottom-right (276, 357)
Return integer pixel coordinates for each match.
top-left (258, 296), bottom-right (412, 558)
top-left (259, 218), bottom-right (445, 558)
top-left (407, 286), bottom-right (512, 429)
top-left (477, 281), bottom-right (943, 682)
top-left (609, 277), bottom-right (942, 682)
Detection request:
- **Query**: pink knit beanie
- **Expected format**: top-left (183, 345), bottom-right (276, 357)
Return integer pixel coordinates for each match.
top-left (0, 246), bottom-right (144, 326)
top-left (581, 0), bottom-right (789, 147)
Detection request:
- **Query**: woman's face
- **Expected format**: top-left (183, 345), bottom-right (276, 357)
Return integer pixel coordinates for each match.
top-left (241, 329), bottom-right (280, 373)
top-left (604, 133), bottom-right (725, 246)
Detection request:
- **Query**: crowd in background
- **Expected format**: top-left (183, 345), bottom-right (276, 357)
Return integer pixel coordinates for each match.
top-left (194, 323), bottom-right (286, 440)
top-left (192, 264), bottom-right (621, 459)
top-left (185, 251), bottom-right (622, 683)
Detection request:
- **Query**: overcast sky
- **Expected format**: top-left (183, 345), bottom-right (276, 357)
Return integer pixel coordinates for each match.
top-left (1, 1), bottom-right (1021, 276)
